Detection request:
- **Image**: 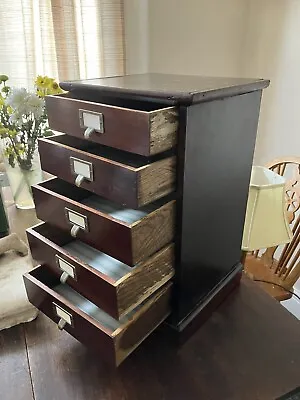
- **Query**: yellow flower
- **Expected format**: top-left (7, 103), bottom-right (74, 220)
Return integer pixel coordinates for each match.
top-left (0, 94), bottom-right (4, 107)
top-left (36, 89), bottom-right (45, 98)
top-left (35, 75), bottom-right (51, 89)
top-left (35, 75), bottom-right (62, 97)
top-left (47, 80), bottom-right (63, 95)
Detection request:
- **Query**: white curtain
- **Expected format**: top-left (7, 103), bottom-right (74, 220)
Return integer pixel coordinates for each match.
top-left (0, 0), bottom-right (125, 88)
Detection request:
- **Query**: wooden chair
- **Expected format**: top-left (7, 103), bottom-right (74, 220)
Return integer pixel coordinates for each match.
top-left (244, 157), bottom-right (300, 301)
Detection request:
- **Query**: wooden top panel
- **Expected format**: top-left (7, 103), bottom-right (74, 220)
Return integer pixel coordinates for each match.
top-left (60, 73), bottom-right (270, 105)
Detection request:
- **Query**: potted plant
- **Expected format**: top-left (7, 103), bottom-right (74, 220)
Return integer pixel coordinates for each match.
top-left (0, 75), bottom-right (62, 209)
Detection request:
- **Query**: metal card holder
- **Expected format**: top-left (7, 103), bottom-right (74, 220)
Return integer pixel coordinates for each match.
top-left (55, 254), bottom-right (77, 281)
top-left (53, 302), bottom-right (74, 329)
top-left (64, 207), bottom-right (89, 232)
top-left (70, 157), bottom-right (94, 182)
top-left (79, 109), bottom-right (104, 133)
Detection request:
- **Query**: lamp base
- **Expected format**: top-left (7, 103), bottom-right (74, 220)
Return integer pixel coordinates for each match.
top-left (244, 254), bottom-right (292, 301)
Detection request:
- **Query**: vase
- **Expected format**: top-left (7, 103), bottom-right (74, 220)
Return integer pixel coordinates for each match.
top-left (3, 148), bottom-right (42, 209)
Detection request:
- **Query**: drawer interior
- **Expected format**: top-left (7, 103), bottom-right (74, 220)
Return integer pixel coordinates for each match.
top-left (54, 284), bottom-right (138, 332)
top-left (28, 266), bottom-right (166, 334)
top-left (43, 134), bottom-right (172, 168)
top-left (63, 241), bottom-right (131, 280)
top-left (37, 178), bottom-right (169, 225)
top-left (30, 223), bottom-right (133, 281)
top-left (57, 91), bottom-right (171, 112)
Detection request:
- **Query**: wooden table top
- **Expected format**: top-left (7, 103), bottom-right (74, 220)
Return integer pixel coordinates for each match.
top-left (0, 204), bottom-right (299, 400)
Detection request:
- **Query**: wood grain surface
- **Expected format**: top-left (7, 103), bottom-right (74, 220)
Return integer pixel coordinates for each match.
top-left (149, 108), bottom-right (178, 154)
top-left (138, 156), bottom-right (176, 206)
top-left (45, 93), bottom-right (178, 156)
top-left (131, 200), bottom-right (176, 264)
top-left (3, 276), bottom-right (296, 400)
top-left (38, 134), bottom-right (176, 207)
top-left (117, 244), bottom-right (174, 317)
top-left (0, 325), bottom-right (33, 400)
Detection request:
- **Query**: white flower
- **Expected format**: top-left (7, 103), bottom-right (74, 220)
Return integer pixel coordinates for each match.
top-left (9, 111), bottom-right (23, 126)
top-left (26, 93), bottom-right (44, 119)
top-left (6, 88), bottom-right (44, 120)
top-left (6, 87), bottom-right (29, 110)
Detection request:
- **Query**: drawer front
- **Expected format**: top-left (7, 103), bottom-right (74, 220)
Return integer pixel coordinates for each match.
top-left (24, 266), bottom-right (172, 366)
top-left (27, 222), bottom-right (175, 319)
top-left (38, 135), bottom-right (176, 208)
top-left (45, 94), bottom-right (178, 156)
top-left (32, 178), bottom-right (175, 266)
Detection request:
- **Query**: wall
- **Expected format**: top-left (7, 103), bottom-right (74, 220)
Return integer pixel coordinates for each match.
top-left (148, 0), bottom-right (247, 77)
top-left (123, 0), bottom-right (149, 74)
top-left (240, 0), bottom-right (300, 164)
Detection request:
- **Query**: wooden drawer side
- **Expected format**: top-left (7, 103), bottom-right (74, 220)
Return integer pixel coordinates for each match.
top-left (131, 200), bottom-right (176, 264)
top-left (115, 283), bottom-right (172, 365)
top-left (149, 107), bottom-right (179, 155)
top-left (137, 156), bottom-right (176, 207)
top-left (116, 244), bottom-right (175, 316)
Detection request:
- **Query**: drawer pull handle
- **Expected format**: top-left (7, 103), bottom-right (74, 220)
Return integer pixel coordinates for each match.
top-left (79, 109), bottom-right (104, 134)
top-left (70, 157), bottom-right (94, 184)
top-left (57, 318), bottom-right (67, 330)
top-left (56, 255), bottom-right (77, 281)
top-left (75, 174), bottom-right (85, 187)
top-left (65, 208), bottom-right (89, 234)
top-left (84, 127), bottom-right (94, 139)
top-left (70, 225), bottom-right (80, 238)
top-left (60, 271), bottom-right (70, 284)
top-left (53, 303), bottom-right (73, 329)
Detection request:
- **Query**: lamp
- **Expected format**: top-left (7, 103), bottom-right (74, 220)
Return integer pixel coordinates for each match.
top-left (242, 166), bottom-right (292, 252)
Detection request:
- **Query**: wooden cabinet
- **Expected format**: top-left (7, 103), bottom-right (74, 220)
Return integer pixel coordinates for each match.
top-left (24, 73), bottom-right (269, 366)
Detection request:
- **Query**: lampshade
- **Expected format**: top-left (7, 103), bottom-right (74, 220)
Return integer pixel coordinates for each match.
top-left (242, 166), bottom-right (293, 251)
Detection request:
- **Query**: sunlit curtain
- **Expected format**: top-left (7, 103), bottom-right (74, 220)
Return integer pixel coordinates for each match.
top-left (0, 0), bottom-right (125, 88)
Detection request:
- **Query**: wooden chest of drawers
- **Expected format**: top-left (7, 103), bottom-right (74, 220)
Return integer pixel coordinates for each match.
top-left (24, 73), bottom-right (269, 366)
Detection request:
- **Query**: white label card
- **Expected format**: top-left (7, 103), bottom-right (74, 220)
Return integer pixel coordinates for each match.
top-left (53, 304), bottom-right (72, 325)
top-left (66, 209), bottom-right (87, 230)
top-left (56, 256), bottom-right (76, 279)
top-left (80, 110), bottom-right (104, 133)
top-left (70, 157), bottom-right (93, 181)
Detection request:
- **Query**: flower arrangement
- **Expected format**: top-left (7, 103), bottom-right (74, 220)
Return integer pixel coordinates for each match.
top-left (0, 74), bottom-right (62, 171)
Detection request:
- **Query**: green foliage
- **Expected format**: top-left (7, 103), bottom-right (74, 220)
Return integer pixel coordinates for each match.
top-left (0, 74), bottom-right (62, 170)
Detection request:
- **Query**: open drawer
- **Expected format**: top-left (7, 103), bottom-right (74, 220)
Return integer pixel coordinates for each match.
top-left (45, 93), bottom-right (178, 156)
top-left (24, 265), bottom-right (172, 366)
top-left (27, 222), bottom-right (174, 319)
top-left (38, 134), bottom-right (176, 208)
top-left (32, 177), bottom-right (175, 266)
